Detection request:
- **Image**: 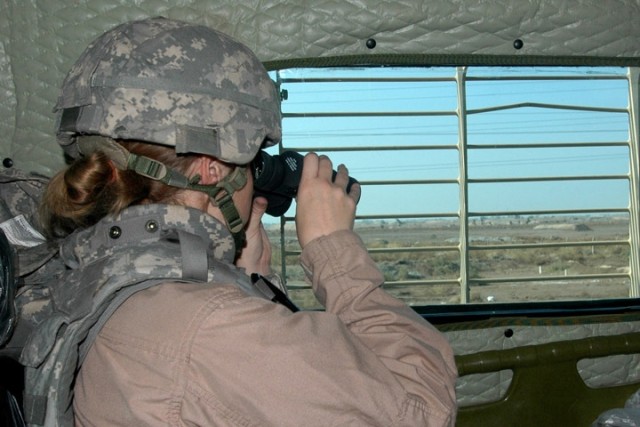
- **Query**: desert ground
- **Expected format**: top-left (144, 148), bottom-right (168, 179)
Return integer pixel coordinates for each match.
top-left (266, 215), bottom-right (633, 309)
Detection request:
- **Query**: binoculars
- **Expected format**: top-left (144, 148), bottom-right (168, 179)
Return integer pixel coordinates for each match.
top-left (252, 150), bottom-right (359, 217)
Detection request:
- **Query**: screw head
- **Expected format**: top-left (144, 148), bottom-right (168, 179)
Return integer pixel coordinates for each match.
top-left (108, 226), bottom-right (122, 239)
top-left (145, 220), bottom-right (159, 233)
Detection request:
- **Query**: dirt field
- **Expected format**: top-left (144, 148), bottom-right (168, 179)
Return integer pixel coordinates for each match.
top-left (266, 216), bottom-right (633, 308)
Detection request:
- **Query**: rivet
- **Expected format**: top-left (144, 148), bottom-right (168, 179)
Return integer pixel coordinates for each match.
top-left (366, 38), bottom-right (377, 49)
top-left (108, 226), bottom-right (122, 239)
top-left (513, 39), bottom-right (524, 50)
top-left (2, 158), bottom-right (13, 168)
top-left (145, 220), bottom-right (159, 233)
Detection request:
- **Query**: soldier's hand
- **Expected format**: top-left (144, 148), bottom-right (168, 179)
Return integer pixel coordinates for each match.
top-left (295, 153), bottom-right (361, 248)
top-left (236, 196), bottom-right (272, 275)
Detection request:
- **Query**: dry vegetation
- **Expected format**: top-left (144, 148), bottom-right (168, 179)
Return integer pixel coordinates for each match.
top-left (266, 216), bottom-right (632, 310)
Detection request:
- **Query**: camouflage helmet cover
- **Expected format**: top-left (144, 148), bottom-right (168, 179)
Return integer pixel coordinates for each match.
top-left (55, 17), bottom-right (281, 164)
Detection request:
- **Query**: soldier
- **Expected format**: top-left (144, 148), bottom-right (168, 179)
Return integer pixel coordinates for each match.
top-left (35, 17), bottom-right (457, 426)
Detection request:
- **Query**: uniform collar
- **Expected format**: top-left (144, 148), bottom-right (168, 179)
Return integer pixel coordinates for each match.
top-left (60, 204), bottom-right (236, 269)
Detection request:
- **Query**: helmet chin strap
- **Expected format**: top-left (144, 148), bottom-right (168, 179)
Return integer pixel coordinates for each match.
top-left (188, 167), bottom-right (248, 251)
top-left (76, 136), bottom-right (248, 252)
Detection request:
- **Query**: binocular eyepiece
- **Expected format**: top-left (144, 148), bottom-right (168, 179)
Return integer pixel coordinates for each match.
top-left (251, 151), bottom-right (359, 217)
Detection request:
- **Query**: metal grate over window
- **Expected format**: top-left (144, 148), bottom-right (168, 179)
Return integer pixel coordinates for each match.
top-left (264, 66), bottom-right (640, 309)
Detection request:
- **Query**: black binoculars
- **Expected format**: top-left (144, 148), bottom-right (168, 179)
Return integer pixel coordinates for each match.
top-left (251, 150), bottom-right (359, 217)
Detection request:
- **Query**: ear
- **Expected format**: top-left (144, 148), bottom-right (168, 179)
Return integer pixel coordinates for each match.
top-left (193, 156), bottom-right (227, 185)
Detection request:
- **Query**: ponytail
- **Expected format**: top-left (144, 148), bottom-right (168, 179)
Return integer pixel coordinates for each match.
top-left (40, 141), bottom-right (195, 238)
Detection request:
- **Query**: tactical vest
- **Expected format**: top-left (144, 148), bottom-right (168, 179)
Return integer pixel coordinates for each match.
top-left (12, 204), bottom-right (274, 426)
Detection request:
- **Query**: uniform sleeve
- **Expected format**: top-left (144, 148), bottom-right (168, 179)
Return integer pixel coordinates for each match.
top-left (74, 234), bottom-right (458, 426)
top-left (300, 229), bottom-right (458, 425)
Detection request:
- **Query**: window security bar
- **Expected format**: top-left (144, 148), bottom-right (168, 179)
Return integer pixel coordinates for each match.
top-left (274, 67), bottom-right (637, 305)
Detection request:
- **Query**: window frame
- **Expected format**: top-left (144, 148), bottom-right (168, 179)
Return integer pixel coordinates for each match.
top-left (264, 65), bottom-right (640, 311)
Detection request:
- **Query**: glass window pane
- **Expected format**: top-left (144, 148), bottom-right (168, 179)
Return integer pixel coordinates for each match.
top-left (268, 66), bottom-right (635, 307)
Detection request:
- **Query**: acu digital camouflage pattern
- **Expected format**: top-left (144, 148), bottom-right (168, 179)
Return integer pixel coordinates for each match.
top-left (0, 167), bottom-right (59, 358)
top-left (0, 168), bottom-right (48, 231)
top-left (0, 167), bottom-right (60, 290)
top-left (55, 17), bottom-right (282, 165)
top-left (18, 203), bottom-right (269, 426)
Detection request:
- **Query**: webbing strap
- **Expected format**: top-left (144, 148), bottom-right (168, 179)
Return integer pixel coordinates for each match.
top-left (76, 136), bottom-right (248, 253)
top-left (251, 274), bottom-right (299, 312)
top-left (128, 154), bottom-right (191, 188)
top-left (213, 191), bottom-right (245, 250)
top-left (24, 393), bottom-right (46, 426)
top-left (178, 230), bottom-right (209, 282)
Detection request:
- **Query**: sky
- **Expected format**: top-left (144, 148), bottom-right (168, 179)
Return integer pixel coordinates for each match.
top-left (263, 66), bottom-right (632, 223)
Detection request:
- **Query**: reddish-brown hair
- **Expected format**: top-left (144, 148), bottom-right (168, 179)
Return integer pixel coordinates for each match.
top-left (40, 140), bottom-right (196, 238)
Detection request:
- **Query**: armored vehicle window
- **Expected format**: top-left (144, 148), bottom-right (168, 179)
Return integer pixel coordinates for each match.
top-left (264, 66), bottom-right (638, 309)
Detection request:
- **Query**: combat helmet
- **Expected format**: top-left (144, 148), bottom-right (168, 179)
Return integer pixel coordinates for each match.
top-left (54, 17), bottom-right (282, 250)
top-left (55, 16), bottom-right (281, 164)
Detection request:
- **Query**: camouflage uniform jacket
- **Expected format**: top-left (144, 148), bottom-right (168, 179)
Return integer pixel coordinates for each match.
top-left (19, 203), bottom-right (268, 426)
top-left (72, 223), bottom-right (459, 425)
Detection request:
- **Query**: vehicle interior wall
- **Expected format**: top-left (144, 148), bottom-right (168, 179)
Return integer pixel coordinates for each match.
top-left (1, 1), bottom-right (640, 426)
